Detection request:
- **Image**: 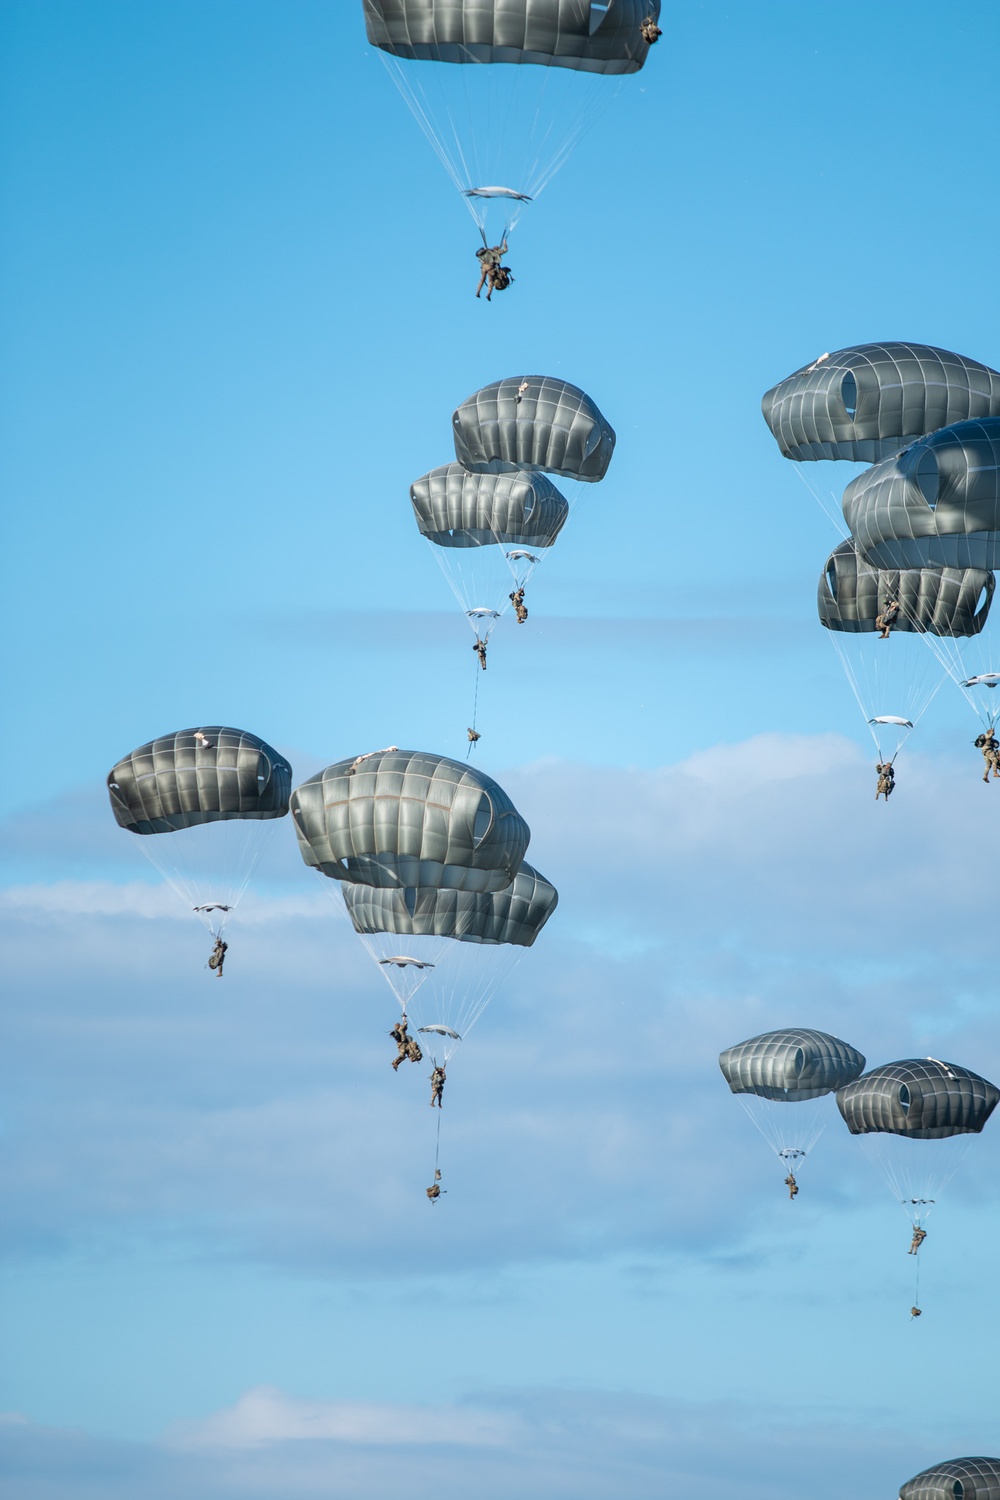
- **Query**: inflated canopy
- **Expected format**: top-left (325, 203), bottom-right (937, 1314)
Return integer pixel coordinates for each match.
top-left (362, 0), bottom-right (661, 74)
top-left (900, 1458), bottom-right (1000, 1500)
top-left (343, 861), bottom-right (557, 946)
top-left (452, 376), bottom-right (616, 482)
top-left (843, 418), bottom-right (1000, 570)
top-left (818, 541), bottom-right (994, 637)
top-left (290, 749), bottom-right (529, 892)
top-left (411, 463), bottom-right (569, 549)
top-left (836, 1058), bottom-right (1000, 1139)
top-left (108, 727), bottom-right (292, 835)
top-left (762, 343), bottom-right (1000, 463)
top-left (719, 1028), bottom-right (865, 1102)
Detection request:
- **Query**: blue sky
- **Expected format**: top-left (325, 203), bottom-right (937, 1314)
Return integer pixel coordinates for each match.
top-left (3, 4), bottom-right (1000, 1496)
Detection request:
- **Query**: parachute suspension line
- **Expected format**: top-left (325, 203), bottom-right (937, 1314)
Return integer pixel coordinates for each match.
top-left (792, 464), bottom-right (853, 539)
top-left (468, 657), bottom-right (481, 758)
top-left (912, 1249), bottom-right (921, 1319)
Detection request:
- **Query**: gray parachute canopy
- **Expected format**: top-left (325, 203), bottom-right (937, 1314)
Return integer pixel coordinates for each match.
top-left (343, 862), bottom-right (558, 946)
top-left (290, 749), bottom-right (529, 892)
top-left (836, 1058), bottom-right (1000, 1139)
top-left (762, 343), bottom-right (1000, 463)
top-left (719, 1028), bottom-right (865, 1102)
top-left (818, 541), bottom-right (994, 637)
top-left (362, 0), bottom-right (661, 74)
top-left (452, 376), bottom-right (616, 482)
top-left (107, 727), bottom-right (292, 835)
top-left (410, 463), bottom-right (569, 549)
top-left (842, 418), bottom-right (1000, 570)
top-left (900, 1459), bottom-right (1000, 1500)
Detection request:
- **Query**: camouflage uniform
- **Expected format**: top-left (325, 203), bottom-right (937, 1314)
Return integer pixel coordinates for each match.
top-left (474, 639), bottom-right (488, 670)
top-left (875, 762), bottom-right (895, 800)
top-left (429, 1067), bottom-right (446, 1108)
top-left (908, 1226), bottom-right (927, 1255)
top-left (510, 588), bottom-right (528, 624)
top-left (784, 1173), bottom-right (799, 1200)
top-left (641, 18), bottom-right (663, 42)
top-left (875, 600), bottom-right (900, 638)
top-left (208, 938), bottom-right (228, 977)
top-left (475, 240), bottom-right (508, 299)
top-left (975, 731), bottom-right (1000, 782)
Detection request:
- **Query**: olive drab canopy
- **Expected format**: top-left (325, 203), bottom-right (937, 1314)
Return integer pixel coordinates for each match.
top-left (343, 861), bottom-right (558, 946)
top-left (362, 0), bottom-right (662, 73)
top-left (818, 541), bottom-right (994, 637)
top-left (900, 1458), bottom-right (1000, 1500)
top-left (762, 343), bottom-right (1000, 463)
top-left (452, 376), bottom-right (616, 482)
top-left (411, 463), bottom-right (570, 549)
top-left (719, 1028), bottom-right (865, 1102)
top-left (836, 1059), bottom-right (1000, 1139)
top-left (107, 727), bottom-right (292, 835)
top-left (842, 419), bottom-right (1000, 571)
top-left (290, 749), bottom-right (530, 892)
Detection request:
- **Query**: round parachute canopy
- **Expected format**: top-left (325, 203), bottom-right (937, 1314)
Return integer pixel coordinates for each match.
top-left (452, 376), bottom-right (616, 482)
top-left (290, 749), bottom-right (529, 892)
top-left (411, 464), bottom-right (569, 549)
top-left (818, 540), bottom-right (994, 637)
top-left (836, 1059), bottom-right (1000, 1140)
top-left (107, 727), bottom-right (292, 835)
top-left (362, 0), bottom-right (661, 74)
top-left (719, 1028), bottom-right (865, 1102)
top-left (900, 1458), bottom-right (1000, 1500)
top-left (762, 343), bottom-right (1000, 464)
top-left (343, 862), bottom-right (558, 947)
top-left (843, 418), bottom-right (1000, 571)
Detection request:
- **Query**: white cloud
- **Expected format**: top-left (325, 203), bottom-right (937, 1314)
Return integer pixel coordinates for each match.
top-left (167, 1386), bottom-right (516, 1452)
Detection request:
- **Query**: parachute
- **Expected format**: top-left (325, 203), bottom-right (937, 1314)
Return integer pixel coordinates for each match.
top-left (290, 749), bottom-right (529, 893)
top-left (410, 463), bottom-right (569, 639)
top-left (843, 418), bottom-right (1000, 572)
top-left (719, 1028), bottom-right (865, 1191)
top-left (762, 343), bottom-right (1000, 463)
top-left (107, 726), bottom-right (292, 940)
top-left (836, 1058), bottom-right (999, 1289)
top-left (836, 1058), bottom-right (999, 1138)
top-left (452, 376), bottom-right (616, 481)
top-left (817, 541), bottom-right (991, 759)
top-left (342, 863), bottom-right (558, 1062)
top-left (900, 1459), bottom-right (1000, 1500)
top-left (363, 1), bottom-right (662, 239)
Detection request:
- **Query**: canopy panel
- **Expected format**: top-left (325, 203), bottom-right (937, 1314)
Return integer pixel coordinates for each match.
top-left (362, 0), bottom-right (661, 74)
top-left (818, 541), bottom-right (994, 637)
top-left (107, 727), bottom-right (292, 835)
top-left (762, 343), bottom-right (1000, 463)
top-left (290, 749), bottom-right (529, 891)
top-left (901, 1458), bottom-right (1000, 1500)
top-left (719, 1028), bottom-right (865, 1102)
top-left (343, 861), bottom-right (558, 946)
top-left (836, 1059), bottom-right (1000, 1139)
top-left (843, 418), bottom-right (1000, 570)
top-left (411, 463), bottom-right (569, 549)
top-left (453, 376), bottom-right (616, 481)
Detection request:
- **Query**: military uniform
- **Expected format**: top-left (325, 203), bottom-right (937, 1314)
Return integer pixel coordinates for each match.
top-left (208, 939), bottom-right (227, 976)
top-left (908, 1226), bottom-right (927, 1255)
top-left (430, 1067), bottom-right (446, 1107)
top-left (475, 241), bottom-right (508, 299)
top-left (876, 762), bottom-right (895, 800)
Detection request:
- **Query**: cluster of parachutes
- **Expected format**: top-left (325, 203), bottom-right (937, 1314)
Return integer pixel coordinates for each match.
top-left (762, 343), bottom-right (1000, 765)
top-left (720, 1027), bottom-right (998, 1312)
top-left (108, 732), bottom-right (557, 1178)
top-left (363, 0), bottom-right (661, 242)
top-left (411, 374), bottom-right (615, 729)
